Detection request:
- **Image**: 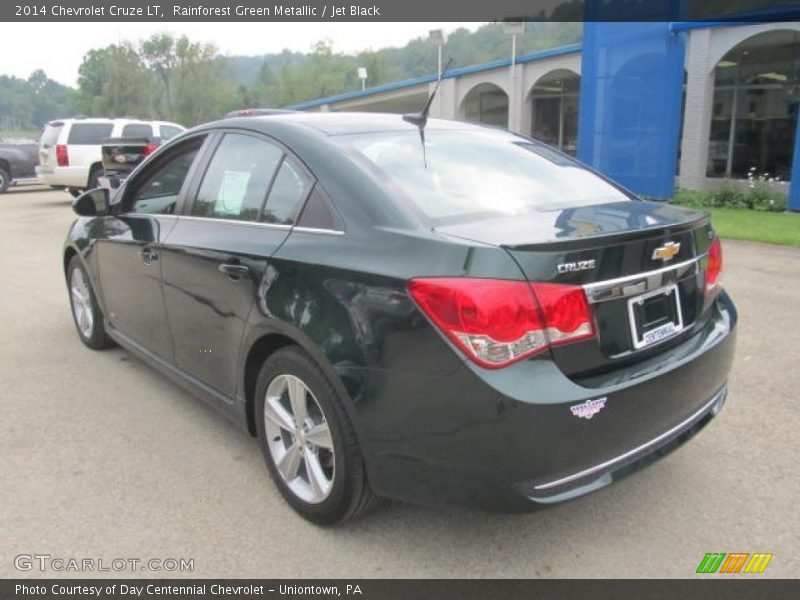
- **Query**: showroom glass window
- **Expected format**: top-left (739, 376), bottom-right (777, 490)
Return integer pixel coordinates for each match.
top-left (462, 84), bottom-right (510, 129)
top-left (531, 69), bottom-right (580, 156)
top-left (707, 30), bottom-right (800, 180)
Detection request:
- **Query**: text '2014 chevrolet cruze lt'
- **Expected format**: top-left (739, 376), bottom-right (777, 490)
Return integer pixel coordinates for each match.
top-left (64, 112), bottom-right (736, 524)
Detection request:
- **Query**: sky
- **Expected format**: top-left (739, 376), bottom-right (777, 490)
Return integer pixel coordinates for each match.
top-left (0, 22), bottom-right (482, 87)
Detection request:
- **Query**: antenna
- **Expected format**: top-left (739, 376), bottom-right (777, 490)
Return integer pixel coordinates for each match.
top-left (402, 58), bottom-right (453, 168)
top-left (402, 58), bottom-right (453, 129)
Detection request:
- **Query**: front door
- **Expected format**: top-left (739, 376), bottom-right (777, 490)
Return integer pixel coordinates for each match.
top-left (95, 135), bottom-right (208, 360)
top-left (161, 132), bottom-right (313, 398)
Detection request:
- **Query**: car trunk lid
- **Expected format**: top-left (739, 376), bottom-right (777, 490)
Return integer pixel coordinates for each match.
top-left (435, 200), bottom-right (715, 377)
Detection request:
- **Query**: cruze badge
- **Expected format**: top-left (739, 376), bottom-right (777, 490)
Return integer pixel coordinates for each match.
top-left (652, 241), bottom-right (681, 262)
top-left (557, 259), bottom-right (596, 274)
top-left (570, 397), bottom-right (607, 420)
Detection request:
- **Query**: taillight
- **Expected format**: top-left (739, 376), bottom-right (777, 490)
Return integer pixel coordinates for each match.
top-left (55, 145), bottom-right (69, 167)
top-left (408, 278), bottom-right (595, 368)
top-left (531, 283), bottom-right (596, 347)
top-left (143, 143), bottom-right (158, 156)
top-left (705, 237), bottom-right (723, 295)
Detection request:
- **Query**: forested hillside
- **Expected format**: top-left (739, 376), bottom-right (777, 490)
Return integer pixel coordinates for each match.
top-left (0, 22), bottom-right (581, 131)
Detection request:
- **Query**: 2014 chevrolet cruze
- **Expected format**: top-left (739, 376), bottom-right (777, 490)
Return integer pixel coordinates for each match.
top-left (64, 113), bottom-right (736, 524)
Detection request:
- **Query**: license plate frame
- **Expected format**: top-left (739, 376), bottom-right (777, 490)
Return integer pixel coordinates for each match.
top-left (627, 284), bottom-right (684, 350)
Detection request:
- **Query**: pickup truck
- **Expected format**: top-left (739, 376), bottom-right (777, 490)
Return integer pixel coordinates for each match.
top-left (99, 136), bottom-right (160, 192)
top-left (0, 140), bottom-right (39, 193)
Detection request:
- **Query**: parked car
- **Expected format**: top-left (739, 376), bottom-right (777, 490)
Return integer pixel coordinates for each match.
top-left (63, 113), bottom-right (736, 524)
top-left (0, 138), bottom-right (39, 193)
top-left (37, 117), bottom-right (185, 196)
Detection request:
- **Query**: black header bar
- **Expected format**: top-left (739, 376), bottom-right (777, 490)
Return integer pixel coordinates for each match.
top-left (3, 579), bottom-right (800, 600)
top-left (2, 1), bottom-right (800, 22)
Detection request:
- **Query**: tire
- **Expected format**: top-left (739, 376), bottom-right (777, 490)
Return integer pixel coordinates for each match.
top-left (255, 346), bottom-right (380, 524)
top-left (68, 188), bottom-right (81, 198)
top-left (66, 255), bottom-right (115, 350)
top-left (0, 166), bottom-right (10, 194)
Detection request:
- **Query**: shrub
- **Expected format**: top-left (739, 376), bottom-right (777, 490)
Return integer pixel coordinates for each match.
top-left (671, 173), bottom-right (787, 213)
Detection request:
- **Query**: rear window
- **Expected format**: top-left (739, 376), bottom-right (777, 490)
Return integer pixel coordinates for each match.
top-left (337, 130), bottom-right (631, 223)
top-left (67, 123), bottom-right (114, 145)
top-left (121, 123), bottom-right (153, 139)
top-left (41, 123), bottom-right (62, 146)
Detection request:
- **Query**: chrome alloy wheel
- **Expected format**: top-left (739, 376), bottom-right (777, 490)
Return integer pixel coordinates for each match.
top-left (70, 267), bottom-right (94, 338)
top-left (263, 374), bottom-right (335, 504)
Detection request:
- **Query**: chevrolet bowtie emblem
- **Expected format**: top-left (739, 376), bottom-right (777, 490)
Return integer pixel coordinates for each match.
top-left (652, 241), bottom-right (681, 262)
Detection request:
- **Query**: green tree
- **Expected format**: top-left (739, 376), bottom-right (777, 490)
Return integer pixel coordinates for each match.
top-left (140, 33), bottom-right (179, 120)
top-left (76, 44), bottom-right (153, 117)
top-left (172, 36), bottom-right (233, 125)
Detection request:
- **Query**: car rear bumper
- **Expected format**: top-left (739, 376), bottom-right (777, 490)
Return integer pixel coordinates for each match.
top-left (37, 166), bottom-right (88, 188)
top-left (360, 292), bottom-right (737, 511)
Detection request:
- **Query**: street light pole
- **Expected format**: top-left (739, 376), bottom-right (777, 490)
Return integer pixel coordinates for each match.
top-left (429, 29), bottom-right (446, 81)
top-left (503, 22), bottom-right (525, 132)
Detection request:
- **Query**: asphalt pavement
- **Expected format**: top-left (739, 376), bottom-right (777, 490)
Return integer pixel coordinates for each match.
top-left (1, 187), bottom-right (798, 578)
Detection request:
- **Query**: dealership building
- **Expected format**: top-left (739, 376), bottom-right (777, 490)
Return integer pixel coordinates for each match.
top-left (288, 21), bottom-right (800, 211)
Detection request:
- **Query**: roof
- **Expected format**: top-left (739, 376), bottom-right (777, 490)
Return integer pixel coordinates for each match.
top-left (224, 112), bottom-right (487, 136)
top-left (285, 43), bottom-right (582, 111)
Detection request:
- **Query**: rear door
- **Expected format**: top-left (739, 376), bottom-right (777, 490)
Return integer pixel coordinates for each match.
top-left (95, 134), bottom-right (209, 360)
top-left (160, 131), bottom-right (313, 398)
top-left (38, 121), bottom-right (64, 175)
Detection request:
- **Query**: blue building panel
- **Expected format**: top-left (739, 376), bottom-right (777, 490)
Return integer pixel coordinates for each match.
top-left (578, 22), bottom-right (686, 199)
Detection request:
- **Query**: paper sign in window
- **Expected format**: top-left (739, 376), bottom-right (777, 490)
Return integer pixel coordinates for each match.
top-left (217, 170), bottom-right (251, 215)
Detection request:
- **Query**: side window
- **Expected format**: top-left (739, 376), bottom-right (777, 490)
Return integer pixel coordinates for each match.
top-left (264, 158), bottom-right (311, 225)
top-left (122, 124), bottom-right (153, 139)
top-left (192, 133), bottom-right (282, 221)
top-left (296, 185), bottom-right (343, 231)
top-left (125, 141), bottom-right (202, 214)
top-left (159, 125), bottom-right (184, 140)
top-left (67, 123), bottom-right (114, 145)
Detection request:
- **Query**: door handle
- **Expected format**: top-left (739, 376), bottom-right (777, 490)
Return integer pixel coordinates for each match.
top-left (218, 262), bottom-right (250, 280)
top-left (140, 247), bottom-right (158, 264)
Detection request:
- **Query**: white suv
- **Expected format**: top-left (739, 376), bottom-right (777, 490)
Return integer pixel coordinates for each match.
top-left (37, 117), bottom-right (185, 195)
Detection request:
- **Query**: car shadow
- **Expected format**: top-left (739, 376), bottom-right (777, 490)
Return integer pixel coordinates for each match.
top-left (5, 186), bottom-right (61, 195)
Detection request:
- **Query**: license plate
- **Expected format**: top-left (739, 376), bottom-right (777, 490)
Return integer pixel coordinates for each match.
top-left (627, 284), bottom-right (683, 350)
top-left (642, 322), bottom-right (678, 345)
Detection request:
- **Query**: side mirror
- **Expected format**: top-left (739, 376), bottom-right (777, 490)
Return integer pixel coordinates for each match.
top-left (73, 188), bottom-right (110, 217)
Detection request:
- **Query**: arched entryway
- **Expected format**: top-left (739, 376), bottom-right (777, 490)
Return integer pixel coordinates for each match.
top-left (529, 69), bottom-right (580, 155)
top-left (707, 29), bottom-right (800, 180)
top-left (459, 83), bottom-right (509, 128)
